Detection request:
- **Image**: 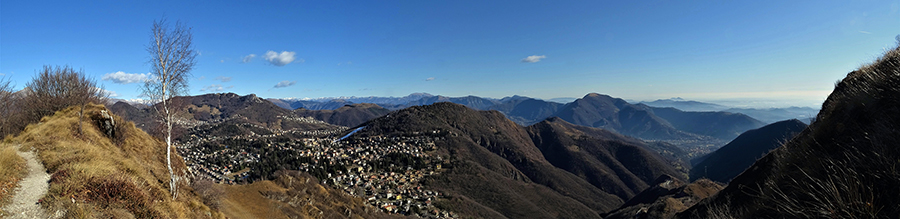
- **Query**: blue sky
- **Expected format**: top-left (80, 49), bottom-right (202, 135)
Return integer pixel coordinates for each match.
top-left (2, 1), bottom-right (898, 108)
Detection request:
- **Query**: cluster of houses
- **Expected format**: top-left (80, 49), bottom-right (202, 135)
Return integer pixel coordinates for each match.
top-left (176, 115), bottom-right (458, 217)
top-left (178, 137), bottom-right (258, 184)
top-left (295, 133), bottom-right (457, 217)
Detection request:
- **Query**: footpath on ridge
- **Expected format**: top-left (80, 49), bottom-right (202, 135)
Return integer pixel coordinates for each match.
top-left (2, 145), bottom-right (51, 219)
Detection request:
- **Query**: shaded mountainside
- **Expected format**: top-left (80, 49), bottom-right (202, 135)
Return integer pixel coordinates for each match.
top-left (551, 93), bottom-right (695, 140)
top-left (357, 102), bottom-right (683, 218)
top-left (108, 101), bottom-right (154, 130)
top-left (403, 95), bottom-right (500, 111)
top-left (294, 103), bottom-right (391, 127)
top-left (678, 43), bottom-right (900, 218)
top-left (360, 102), bottom-right (618, 218)
top-left (490, 97), bottom-right (562, 125)
top-left (649, 107), bottom-right (765, 141)
top-left (690, 119), bottom-right (806, 183)
top-left (268, 98), bottom-right (357, 110)
top-left (174, 93), bottom-right (296, 129)
top-left (526, 118), bottom-right (686, 199)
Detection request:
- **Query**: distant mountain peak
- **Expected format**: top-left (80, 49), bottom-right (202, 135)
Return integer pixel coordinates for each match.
top-left (407, 92), bottom-right (434, 97)
top-left (585, 93), bottom-right (604, 97)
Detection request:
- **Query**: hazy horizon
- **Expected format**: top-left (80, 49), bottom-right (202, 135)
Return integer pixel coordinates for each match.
top-left (3, 1), bottom-right (898, 109)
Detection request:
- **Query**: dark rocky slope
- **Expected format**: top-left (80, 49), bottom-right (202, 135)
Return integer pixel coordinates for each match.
top-left (689, 119), bottom-right (806, 183)
top-left (678, 43), bottom-right (900, 218)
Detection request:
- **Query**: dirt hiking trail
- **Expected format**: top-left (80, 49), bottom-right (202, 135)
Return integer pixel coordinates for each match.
top-left (2, 145), bottom-right (51, 219)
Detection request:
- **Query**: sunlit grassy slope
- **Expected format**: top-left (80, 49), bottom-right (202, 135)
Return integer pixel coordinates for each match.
top-left (0, 141), bottom-right (27, 215)
top-left (9, 104), bottom-right (223, 218)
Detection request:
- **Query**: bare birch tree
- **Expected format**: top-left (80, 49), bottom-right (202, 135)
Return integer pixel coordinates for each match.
top-left (141, 19), bottom-right (197, 200)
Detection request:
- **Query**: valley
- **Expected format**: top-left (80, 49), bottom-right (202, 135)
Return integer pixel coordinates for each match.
top-left (112, 91), bottom-right (760, 217)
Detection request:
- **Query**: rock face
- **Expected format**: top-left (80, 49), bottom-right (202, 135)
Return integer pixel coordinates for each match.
top-left (96, 110), bottom-right (116, 138)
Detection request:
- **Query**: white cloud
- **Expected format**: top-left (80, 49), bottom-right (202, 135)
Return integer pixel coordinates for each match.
top-left (97, 87), bottom-right (119, 97)
top-left (859, 30), bottom-right (873, 34)
top-left (242, 54), bottom-right (256, 63)
top-left (214, 76), bottom-right (232, 82)
top-left (426, 77), bottom-right (435, 81)
top-left (264, 51), bottom-right (297, 66)
top-left (521, 55), bottom-right (547, 63)
top-left (102, 71), bottom-right (150, 84)
top-left (273, 80), bottom-right (296, 88)
top-left (200, 84), bottom-right (226, 92)
top-left (0, 73), bottom-right (5, 76)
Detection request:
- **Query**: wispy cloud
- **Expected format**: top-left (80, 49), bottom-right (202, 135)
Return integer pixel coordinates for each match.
top-left (0, 73), bottom-right (5, 76)
top-left (273, 80), bottom-right (296, 88)
top-left (265, 51), bottom-right (297, 66)
top-left (102, 71), bottom-right (150, 84)
top-left (200, 84), bottom-right (226, 92)
top-left (242, 54), bottom-right (256, 63)
top-left (426, 77), bottom-right (435, 81)
top-left (521, 55), bottom-right (547, 63)
top-left (214, 76), bottom-right (232, 82)
top-left (859, 30), bottom-right (873, 34)
top-left (98, 87), bottom-right (119, 97)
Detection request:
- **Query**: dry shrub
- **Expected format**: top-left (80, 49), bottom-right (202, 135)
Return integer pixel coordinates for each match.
top-left (192, 179), bottom-right (225, 210)
top-left (101, 208), bottom-right (135, 219)
top-left (81, 175), bottom-right (157, 218)
top-left (20, 66), bottom-right (108, 134)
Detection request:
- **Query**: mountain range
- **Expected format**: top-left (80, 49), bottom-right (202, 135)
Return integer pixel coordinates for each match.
top-left (269, 92), bottom-right (765, 143)
top-left (355, 102), bottom-right (684, 217)
top-left (640, 98), bottom-right (819, 124)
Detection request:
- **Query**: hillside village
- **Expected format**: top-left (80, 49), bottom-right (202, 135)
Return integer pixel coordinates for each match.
top-left (176, 114), bottom-right (458, 217)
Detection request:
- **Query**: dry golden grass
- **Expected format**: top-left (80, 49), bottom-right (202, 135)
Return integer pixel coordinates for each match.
top-left (9, 103), bottom-right (224, 218)
top-left (220, 180), bottom-right (290, 219)
top-left (220, 171), bottom-right (399, 219)
top-left (0, 142), bottom-right (27, 215)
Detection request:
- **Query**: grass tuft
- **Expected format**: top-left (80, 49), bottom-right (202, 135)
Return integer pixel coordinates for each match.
top-left (0, 143), bottom-right (27, 216)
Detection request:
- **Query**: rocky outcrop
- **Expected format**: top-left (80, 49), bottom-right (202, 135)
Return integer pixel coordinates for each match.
top-left (95, 110), bottom-right (116, 138)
